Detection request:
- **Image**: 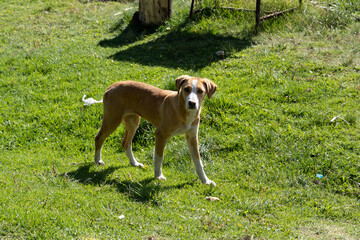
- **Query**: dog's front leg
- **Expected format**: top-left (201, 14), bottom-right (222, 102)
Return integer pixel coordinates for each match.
top-left (154, 129), bottom-right (168, 181)
top-left (185, 130), bottom-right (216, 186)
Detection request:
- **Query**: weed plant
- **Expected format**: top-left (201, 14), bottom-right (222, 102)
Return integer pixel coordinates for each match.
top-left (0, 0), bottom-right (359, 239)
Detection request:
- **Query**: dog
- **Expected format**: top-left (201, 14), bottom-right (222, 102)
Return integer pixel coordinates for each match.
top-left (91, 75), bottom-right (217, 186)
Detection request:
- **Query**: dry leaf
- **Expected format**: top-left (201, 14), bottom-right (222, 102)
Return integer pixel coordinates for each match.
top-left (206, 196), bottom-right (220, 202)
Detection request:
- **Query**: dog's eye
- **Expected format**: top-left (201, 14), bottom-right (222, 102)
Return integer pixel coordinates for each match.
top-left (184, 87), bottom-right (191, 93)
top-left (197, 89), bottom-right (204, 94)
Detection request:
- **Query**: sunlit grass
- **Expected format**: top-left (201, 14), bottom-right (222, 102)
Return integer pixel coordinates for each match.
top-left (0, 0), bottom-right (359, 238)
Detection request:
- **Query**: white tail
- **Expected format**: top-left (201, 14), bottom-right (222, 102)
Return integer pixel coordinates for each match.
top-left (82, 94), bottom-right (103, 106)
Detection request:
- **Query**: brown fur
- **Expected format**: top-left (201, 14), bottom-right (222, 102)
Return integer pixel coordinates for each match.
top-left (94, 75), bottom-right (217, 185)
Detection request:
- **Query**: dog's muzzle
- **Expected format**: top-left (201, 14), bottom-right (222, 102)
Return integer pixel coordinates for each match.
top-left (188, 101), bottom-right (197, 109)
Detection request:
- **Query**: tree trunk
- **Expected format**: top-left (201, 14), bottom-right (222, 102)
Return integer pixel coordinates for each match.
top-left (139, 0), bottom-right (172, 26)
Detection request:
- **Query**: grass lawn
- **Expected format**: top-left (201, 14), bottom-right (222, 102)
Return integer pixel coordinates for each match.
top-left (1, 0), bottom-right (359, 239)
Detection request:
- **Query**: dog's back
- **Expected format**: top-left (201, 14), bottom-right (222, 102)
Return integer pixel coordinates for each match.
top-left (103, 81), bottom-right (175, 127)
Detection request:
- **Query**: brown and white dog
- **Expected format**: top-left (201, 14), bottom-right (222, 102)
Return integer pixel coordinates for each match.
top-left (92, 75), bottom-right (217, 186)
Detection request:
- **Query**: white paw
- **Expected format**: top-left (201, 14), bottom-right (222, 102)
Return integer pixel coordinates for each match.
top-left (131, 161), bottom-right (145, 168)
top-left (96, 160), bottom-right (105, 166)
top-left (204, 179), bottom-right (216, 187)
top-left (156, 175), bottom-right (167, 181)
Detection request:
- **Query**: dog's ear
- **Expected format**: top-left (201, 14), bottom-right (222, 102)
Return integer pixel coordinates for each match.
top-left (203, 79), bottom-right (217, 99)
top-left (175, 75), bottom-right (191, 92)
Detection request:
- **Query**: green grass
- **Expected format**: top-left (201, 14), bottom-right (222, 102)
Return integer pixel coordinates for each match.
top-left (1, 0), bottom-right (360, 239)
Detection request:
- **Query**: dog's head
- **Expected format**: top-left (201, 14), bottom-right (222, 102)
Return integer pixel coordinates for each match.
top-left (175, 75), bottom-right (217, 111)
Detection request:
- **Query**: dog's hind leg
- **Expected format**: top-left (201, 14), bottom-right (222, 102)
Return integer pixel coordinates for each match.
top-left (94, 113), bottom-right (122, 166)
top-left (122, 114), bottom-right (144, 168)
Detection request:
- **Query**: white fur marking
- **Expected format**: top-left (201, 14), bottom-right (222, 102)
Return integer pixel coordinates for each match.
top-left (186, 80), bottom-right (199, 110)
top-left (95, 150), bottom-right (104, 165)
top-left (153, 153), bottom-right (166, 180)
top-left (125, 146), bottom-right (144, 167)
top-left (82, 94), bottom-right (103, 106)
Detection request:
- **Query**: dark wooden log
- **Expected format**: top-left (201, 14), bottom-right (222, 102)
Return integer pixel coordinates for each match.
top-left (139, 0), bottom-right (172, 25)
top-left (256, 0), bottom-right (261, 27)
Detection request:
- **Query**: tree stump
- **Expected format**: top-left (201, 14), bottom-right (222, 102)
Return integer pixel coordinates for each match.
top-left (138, 0), bottom-right (172, 26)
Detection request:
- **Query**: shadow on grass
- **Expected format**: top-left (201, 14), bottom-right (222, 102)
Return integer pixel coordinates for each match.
top-left (62, 163), bottom-right (193, 204)
top-left (99, 18), bottom-right (158, 48)
top-left (99, 17), bottom-right (254, 70)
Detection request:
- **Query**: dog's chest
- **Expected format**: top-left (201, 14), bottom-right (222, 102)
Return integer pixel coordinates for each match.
top-left (171, 111), bottom-right (198, 136)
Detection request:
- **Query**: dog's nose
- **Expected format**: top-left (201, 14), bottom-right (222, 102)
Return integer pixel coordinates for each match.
top-left (188, 101), bottom-right (196, 109)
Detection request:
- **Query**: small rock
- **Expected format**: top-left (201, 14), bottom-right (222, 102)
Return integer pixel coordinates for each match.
top-left (216, 50), bottom-right (224, 56)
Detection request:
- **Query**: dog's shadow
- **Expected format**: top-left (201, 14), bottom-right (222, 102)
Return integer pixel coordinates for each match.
top-left (62, 163), bottom-right (193, 204)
